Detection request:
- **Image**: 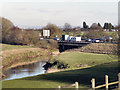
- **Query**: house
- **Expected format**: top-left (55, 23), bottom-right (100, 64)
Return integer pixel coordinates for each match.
top-left (43, 29), bottom-right (50, 38)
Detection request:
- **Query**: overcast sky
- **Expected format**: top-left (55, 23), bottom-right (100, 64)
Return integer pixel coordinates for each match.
top-left (1, 0), bottom-right (119, 28)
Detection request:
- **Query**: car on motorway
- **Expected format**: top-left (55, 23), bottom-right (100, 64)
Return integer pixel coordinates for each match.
top-left (92, 39), bottom-right (100, 43)
top-left (92, 38), bottom-right (104, 43)
top-left (54, 37), bottom-right (60, 41)
top-left (85, 38), bottom-right (92, 42)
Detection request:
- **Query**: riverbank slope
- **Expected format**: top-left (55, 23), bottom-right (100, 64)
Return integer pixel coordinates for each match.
top-left (1, 44), bottom-right (58, 77)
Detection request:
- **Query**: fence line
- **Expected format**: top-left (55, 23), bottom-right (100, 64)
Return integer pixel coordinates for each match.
top-left (91, 73), bottom-right (120, 89)
top-left (57, 73), bottom-right (120, 89)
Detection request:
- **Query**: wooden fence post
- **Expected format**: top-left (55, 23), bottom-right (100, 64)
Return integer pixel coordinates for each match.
top-left (118, 73), bottom-right (120, 90)
top-left (105, 75), bottom-right (108, 89)
top-left (58, 85), bottom-right (61, 89)
top-left (75, 82), bottom-right (79, 88)
top-left (91, 78), bottom-right (95, 89)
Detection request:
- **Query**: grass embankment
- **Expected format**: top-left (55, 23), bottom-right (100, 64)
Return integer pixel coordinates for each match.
top-left (67, 43), bottom-right (117, 54)
top-left (2, 51), bottom-right (119, 88)
top-left (1, 44), bottom-right (56, 71)
top-left (50, 52), bottom-right (117, 69)
top-left (3, 61), bottom-right (119, 88)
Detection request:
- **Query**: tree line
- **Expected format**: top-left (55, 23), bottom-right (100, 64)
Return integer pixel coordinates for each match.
top-left (82, 21), bottom-right (115, 30)
top-left (1, 17), bottom-right (119, 46)
top-left (1, 17), bottom-right (58, 49)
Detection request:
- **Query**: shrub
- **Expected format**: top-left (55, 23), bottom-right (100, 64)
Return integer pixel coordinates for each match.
top-left (48, 39), bottom-right (58, 49)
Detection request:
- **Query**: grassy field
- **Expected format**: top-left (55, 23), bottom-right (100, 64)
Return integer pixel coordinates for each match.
top-left (2, 51), bottom-right (119, 88)
top-left (50, 52), bottom-right (117, 68)
top-left (2, 61), bottom-right (119, 88)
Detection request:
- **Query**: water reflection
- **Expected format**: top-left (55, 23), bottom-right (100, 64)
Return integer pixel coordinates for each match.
top-left (3, 61), bottom-right (46, 81)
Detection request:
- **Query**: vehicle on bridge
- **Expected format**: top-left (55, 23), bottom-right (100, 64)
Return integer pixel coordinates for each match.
top-left (85, 39), bottom-right (92, 42)
top-left (61, 35), bottom-right (81, 42)
top-left (62, 35), bottom-right (69, 41)
top-left (54, 37), bottom-right (59, 41)
top-left (70, 37), bottom-right (81, 42)
top-left (92, 39), bottom-right (100, 43)
top-left (54, 36), bottom-right (60, 41)
top-left (92, 38), bottom-right (104, 43)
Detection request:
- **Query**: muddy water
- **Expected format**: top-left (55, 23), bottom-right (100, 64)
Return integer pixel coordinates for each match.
top-left (3, 61), bottom-right (46, 81)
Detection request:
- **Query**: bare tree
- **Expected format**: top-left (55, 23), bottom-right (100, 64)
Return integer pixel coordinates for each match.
top-left (63, 23), bottom-right (72, 33)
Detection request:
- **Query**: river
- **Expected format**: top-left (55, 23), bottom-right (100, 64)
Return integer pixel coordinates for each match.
top-left (3, 61), bottom-right (46, 81)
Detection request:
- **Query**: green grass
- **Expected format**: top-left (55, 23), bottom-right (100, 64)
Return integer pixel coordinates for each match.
top-left (2, 44), bottom-right (119, 88)
top-left (1, 44), bottom-right (33, 51)
top-left (2, 61), bottom-right (119, 88)
top-left (51, 52), bottom-right (117, 68)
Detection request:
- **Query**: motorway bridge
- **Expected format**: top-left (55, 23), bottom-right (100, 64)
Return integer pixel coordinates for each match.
top-left (58, 41), bottom-right (91, 52)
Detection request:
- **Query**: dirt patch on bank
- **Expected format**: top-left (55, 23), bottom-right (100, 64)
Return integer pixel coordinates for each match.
top-left (45, 68), bottom-right (60, 73)
top-left (52, 50), bottom-right (60, 56)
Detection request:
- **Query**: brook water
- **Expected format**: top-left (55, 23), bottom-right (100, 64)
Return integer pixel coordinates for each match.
top-left (3, 61), bottom-right (46, 81)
